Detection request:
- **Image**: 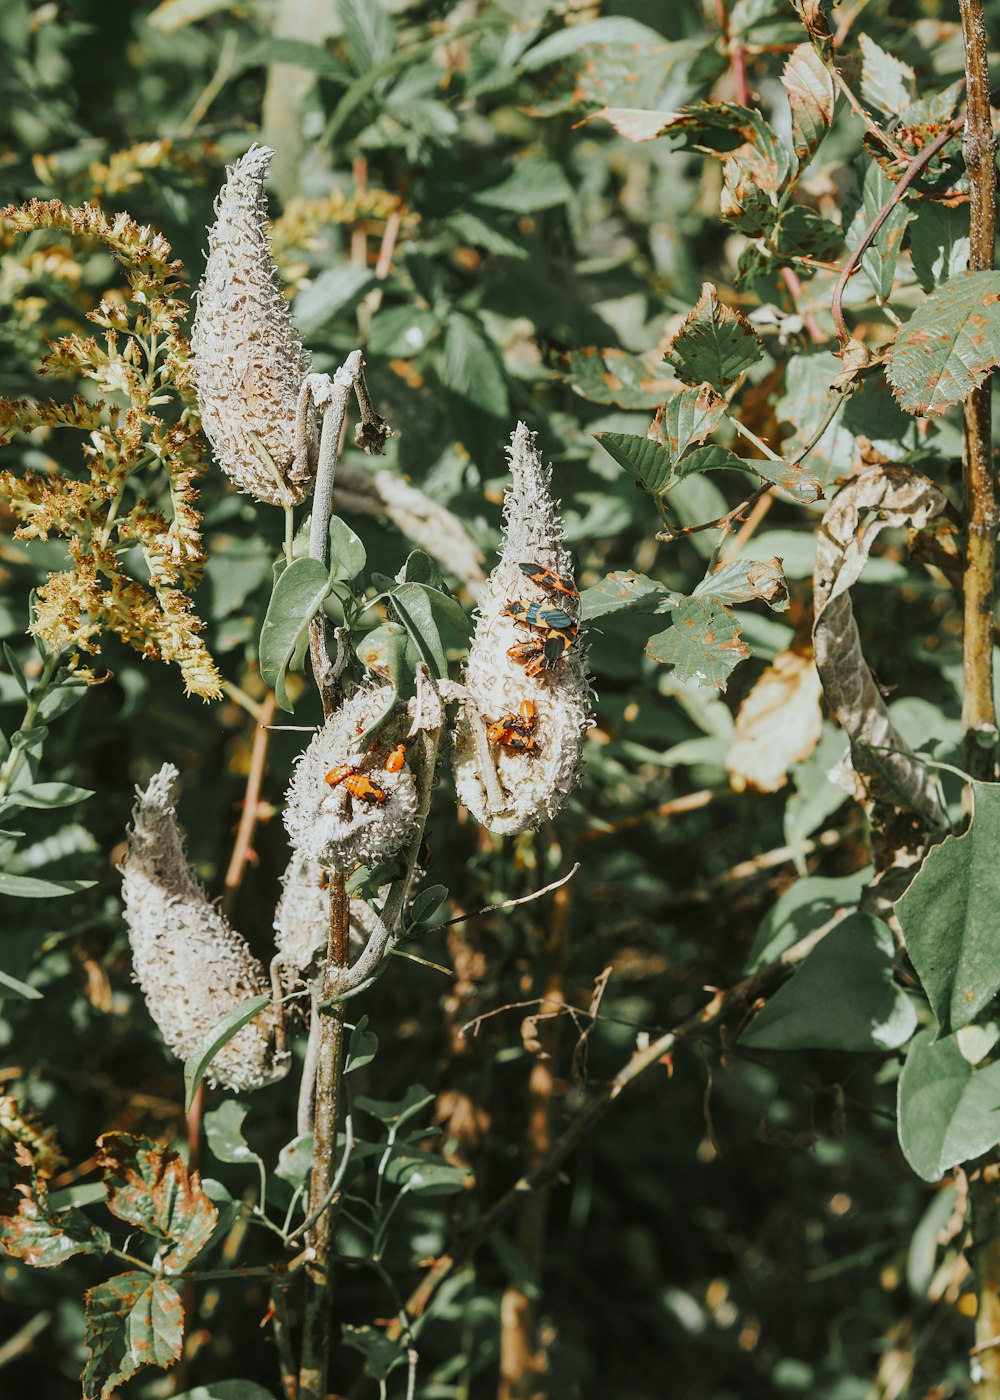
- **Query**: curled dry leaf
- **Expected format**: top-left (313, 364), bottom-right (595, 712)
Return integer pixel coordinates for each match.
top-left (812, 466), bottom-right (946, 825)
top-left (727, 648), bottom-right (823, 793)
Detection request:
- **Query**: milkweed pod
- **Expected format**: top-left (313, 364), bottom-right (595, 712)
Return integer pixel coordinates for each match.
top-left (453, 423), bottom-right (592, 833)
top-left (121, 764), bottom-right (288, 1093)
top-left (191, 145), bottom-right (313, 506)
top-left (283, 686), bottom-right (420, 872)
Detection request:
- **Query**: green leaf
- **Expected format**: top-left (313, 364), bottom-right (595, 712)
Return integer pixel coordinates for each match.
top-left (404, 884), bottom-right (449, 933)
top-left (897, 1029), bottom-right (1000, 1182)
top-left (0, 871), bottom-right (94, 898)
top-left (170, 1384), bottom-right (279, 1400)
top-left (895, 780), bottom-right (1000, 1035)
top-left (667, 283), bottom-right (764, 392)
top-left (520, 17), bottom-right (669, 71)
top-left (97, 1132), bottom-right (218, 1270)
top-left (653, 384), bottom-right (726, 458)
top-left (474, 157), bottom-right (573, 214)
top-left (383, 1148), bottom-right (468, 1195)
top-left (354, 1083), bottom-right (435, 1128)
top-left (328, 515), bottom-right (367, 583)
top-left (83, 1272), bottom-right (183, 1400)
top-left (259, 558), bottom-right (330, 713)
top-left (183, 995), bottom-right (272, 1112)
top-left (0, 966), bottom-right (42, 998)
top-left (580, 571), bottom-right (677, 621)
top-left (293, 266), bottom-right (378, 339)
top-left (556, 346), bottom-right (675, 408)
top-left (204, 1101), bottom-right (263, 1169)
top-left (693, 557), bottom-right (788, 612)
top-left (645, 598), bottom-right (751, 689)
top-left (0, 1149), bottom-right (110, 1267)
top-left (368, 306), bottom-right (440, 357)
top-left (0, 780), bottom-right (92, 815)
top-left (746, 868), bottom-right (872, 970)
top-left (858, 33), bottom-right (915, 117)
top-left (781, 42), bottom-right (835, 167)
top-left (675, 446), bottom-right (823, 503)
top-left (390, 581), bottom-right (468, 679)
top-left (885, 270), bottom-right (1000, 416)
top-left (441, 313), bottom-right (509, 417)
top-left (739, 914), bottom-right (917, 1052)
top-left (240, 37), bottom-right (345, 77)
top-left (594, 432), bottom-right (674, 494)
top-left (848, 160), bottom-right (913, 302)
top-left (908, 201), bottom-right (970, 294)
top-left (339, 0), bottom-right (395, 73)
top-left (356, 623), bottom-right (409, 701)
top-left (346, 1015), bottom-right (379, 1074)
top-left (275, 1134), bottom-right (313, 1189)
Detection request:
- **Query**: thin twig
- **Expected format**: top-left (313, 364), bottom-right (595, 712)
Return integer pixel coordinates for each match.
top-left (222, 693), bottom-right (278, 914)
top-left (831, 114), bottom-right (964, 344)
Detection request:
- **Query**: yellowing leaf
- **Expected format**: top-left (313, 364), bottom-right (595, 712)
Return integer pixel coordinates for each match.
top-left (727, 649), bottom-right (823, 793)
top-left (781, 43), bottom-right (836, 167)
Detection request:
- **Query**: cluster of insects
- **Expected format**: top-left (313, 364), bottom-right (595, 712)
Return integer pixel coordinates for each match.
top-left (324, 741), bottom-right (406, 806)
top-left (483, 561), bottom-right (581, 755)
top-left (504, 561), bottom-right (580, 678)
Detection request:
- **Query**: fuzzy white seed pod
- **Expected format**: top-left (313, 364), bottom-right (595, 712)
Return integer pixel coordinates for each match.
top-left (273, 848), bottom-right (383, 992)
top-left (283, 686), bottom-right (419, 872)
top-left (191, 145), bottom-right (312, 506)
top-left (453, 423), bottom-right (592, 834)
top-left (121, 764), bottom-right (288, 1093)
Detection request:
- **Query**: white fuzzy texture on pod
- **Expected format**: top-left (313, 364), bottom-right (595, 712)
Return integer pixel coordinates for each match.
top-left (191, 145), bottom-right (312, 506)
top-left (453, 423), bottom-right (591, 833)
top-left (121, 764), bottom-right (288, 1093)
top-left (283, 686), bottom-right (419, 872)
top-left (273, 848), bottom-right (382, 991)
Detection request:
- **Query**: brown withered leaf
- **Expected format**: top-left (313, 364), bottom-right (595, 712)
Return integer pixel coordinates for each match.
top-left (812, 466), bottom-right (946, 825)
top-left (97, 1132), bottom-right (217, 1272)
top-left (782, 44), bottom-right (836, 169)
top-left (727, 649), bottom-right (823, 793)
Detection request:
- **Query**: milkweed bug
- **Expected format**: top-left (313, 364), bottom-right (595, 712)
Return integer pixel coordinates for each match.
top-left (518, 561), bottom-right (579, 603)
top-left (384, 743), bottom-right (406, 773)
top-left (324, 765), bottom-right (388, 804)
top-left (487, 699), bottom-right (538, 749)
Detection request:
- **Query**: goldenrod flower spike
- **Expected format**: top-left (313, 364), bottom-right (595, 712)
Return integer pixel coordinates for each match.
top-left (122, 765), bottom-right (288, 1093)
top-left (191, 145), bottom-right (313, 506)
top-left (454, 423), bottom-right (592, 834)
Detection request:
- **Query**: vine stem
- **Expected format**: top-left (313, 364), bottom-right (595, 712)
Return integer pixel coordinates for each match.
top-left (958, 0), bottom-right (998, 783)
top-left (959, 2), bottom-right (999, 1389)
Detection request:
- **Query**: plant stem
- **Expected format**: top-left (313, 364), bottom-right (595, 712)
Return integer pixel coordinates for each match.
top-left (959, 0), bottom-right (998, 780)
top-left (298, 871), bottom-right (350, 1400)
top-left (0, 650), bottom-right (62, 801)
top-left (970, 1167), bottom-right (1000, 1395)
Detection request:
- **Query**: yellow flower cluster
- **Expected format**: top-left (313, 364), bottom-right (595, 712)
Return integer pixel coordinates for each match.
top-left (0, 198), bottom-right (221, 699)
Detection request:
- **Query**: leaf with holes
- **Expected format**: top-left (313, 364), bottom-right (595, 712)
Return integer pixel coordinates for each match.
top-left (83, 1271), bottom-right (184, 1400)
top-left (646, 598), bottom-right (750, 689)
top-left (782, 43), bottom-right (835, 167)
top-left (668, 284), bottom-right (763, 392)
top-left (885, 271), bottom-right (1000, 416)
top-left (97, 1133), bottom-right (217, 1272)
top-left (895, 781), bottom-right (1000, 1036)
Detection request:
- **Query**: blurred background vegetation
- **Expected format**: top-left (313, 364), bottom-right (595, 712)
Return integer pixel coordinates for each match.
top-left (0, 1), bottom-right (988, 1396)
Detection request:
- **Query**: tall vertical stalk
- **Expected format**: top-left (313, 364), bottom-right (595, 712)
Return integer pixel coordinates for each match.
top-left (959, 0), bottom-right (998, 780)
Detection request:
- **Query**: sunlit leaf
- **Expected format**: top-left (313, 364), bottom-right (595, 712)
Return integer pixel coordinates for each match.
top-left (668, 283), bottom-right (764, 391)
top-left (83, 1272), bottom-right (183, 1400)
top-left (886, 270), bottom-right (1000, 415)
top-left (897, 1029), bottom-right (1000, 1182)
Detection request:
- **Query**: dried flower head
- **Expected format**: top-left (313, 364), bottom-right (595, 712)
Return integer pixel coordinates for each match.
top-left (121, 764), bottom-right (288, 1093)
top-left (273, 848), bottom-right (381, 992)
top-left (453, 423), bottom-right (591, 834)
top-left (191, 146), bottom-right (312, 506)
top-left (284, 686), bottom-right (419, 872)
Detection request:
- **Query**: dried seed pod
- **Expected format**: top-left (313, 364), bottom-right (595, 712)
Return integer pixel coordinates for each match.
top-left (453, 423), bottom-right (591, 833)
top-left (273, 847), bottom-right (383, 992)
top-left (121, 764), bottom-right (288, 1093)
top-left (191, 145), bottom-right (312, 506)
top-left (283, 686), bottom-right (419, 872)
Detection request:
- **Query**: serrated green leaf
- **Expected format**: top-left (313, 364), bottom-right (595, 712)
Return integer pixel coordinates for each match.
top-left (739, 914), bottom-right (917, 1052)
top-left (368, 306), bottom-right (440, 357)
top-left (858, 33), bottom-right (915, 117)
top-left (259, 558), bottom-right (330, 713)
top-left (654, 384), bottom-right (726, 458)
top-left (594, 432), bottom-right (674, 494)
top-left (557, 346), bottom-right (675, 408)
top-left (580, 571), bottom-right (677, 621)
top-left (897, 1029), bottom-right (1000, 1182)
top-left (97, 1132), bottom-right (218, 1270)
top-left (83, 1271), bottom-right (183, 1400)
top-left (782, 42), bottom-right (835, 167)
top-left (474, 157), bottom-right (573, 214)
top-left (693, 557), bottom-right (788, 611)
top-left (895, 780), bottom-right (1000, 1035)
top-left (668, 283), bottom-right (763, 391)
top-left (645, 598), bottom-right (750, 689)
top-left (674, 445), bottom-right (823, 503)
top-left (848, 160), bottom-right (913, 302)
top-left (908, 201), bottom-right (970, 293)
top-left (339, 0), bottom-right (395, 74)
top-left (183, 995), bottom-right (272, 1112)
top-left (886, 270), bottom-right (1000, 415)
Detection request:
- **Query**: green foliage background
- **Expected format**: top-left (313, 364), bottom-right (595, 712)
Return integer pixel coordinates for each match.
top-left (0, 1), bottom-right (995, 1397)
